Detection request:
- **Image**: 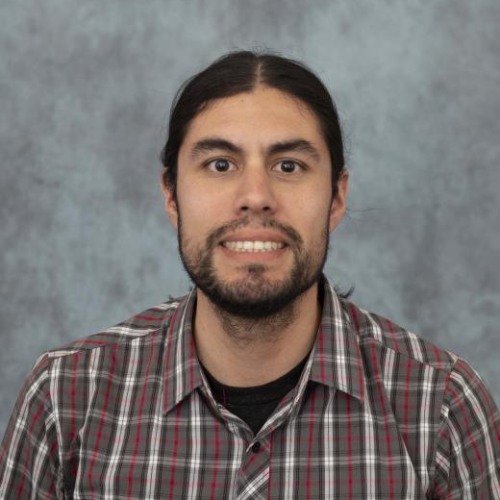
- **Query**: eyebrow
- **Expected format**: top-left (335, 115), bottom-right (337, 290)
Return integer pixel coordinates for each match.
top-left (189, 137), bottom-right (322, 161)
top-left (267, 139), bottom-right (321, 161)
top-left (189, 138), bottom-right (243, 159)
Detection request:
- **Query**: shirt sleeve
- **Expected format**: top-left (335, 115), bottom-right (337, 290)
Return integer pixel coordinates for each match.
top-left (0, 353), bottom-right (62, 499)
top-left (432, 357), bottom-right (500, 499)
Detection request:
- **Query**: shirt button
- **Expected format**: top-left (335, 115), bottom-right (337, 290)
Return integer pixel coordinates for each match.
top-left (251, 442), bottom-right (261, 453)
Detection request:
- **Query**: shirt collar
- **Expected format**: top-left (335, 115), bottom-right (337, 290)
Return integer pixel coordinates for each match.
top-left (163, 276), bottom-right (365, 414)
top-left (308, 276), bottom-right (365, 402)
top-left (163, 288), bottom-right (204, 415)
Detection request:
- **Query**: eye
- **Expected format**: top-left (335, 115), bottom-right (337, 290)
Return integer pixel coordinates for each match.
top-left (274, 160), bottom-right (301, 174)
top-left (206, 158), bottom-right (233, 173)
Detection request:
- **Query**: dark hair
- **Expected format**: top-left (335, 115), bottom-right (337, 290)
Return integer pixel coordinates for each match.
top-left (161, 50), bottom-right (345, 199)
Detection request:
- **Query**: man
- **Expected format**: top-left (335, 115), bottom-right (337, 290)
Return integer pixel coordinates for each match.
top-left (1, 51), bottom-right (498, 499)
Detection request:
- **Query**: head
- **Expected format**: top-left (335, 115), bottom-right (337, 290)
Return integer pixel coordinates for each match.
top-left (160, 51), bottom-right (348, 322)
top-left (161, 50), bottom-right (345, 202)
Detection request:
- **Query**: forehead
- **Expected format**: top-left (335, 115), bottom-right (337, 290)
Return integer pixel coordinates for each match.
top-left (181, 86), bottom-right (326, 149)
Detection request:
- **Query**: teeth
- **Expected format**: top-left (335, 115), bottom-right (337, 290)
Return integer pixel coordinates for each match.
top-left (223, 241), bottom-right (284, 252)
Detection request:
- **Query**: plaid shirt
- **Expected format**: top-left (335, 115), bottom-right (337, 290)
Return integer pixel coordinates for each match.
top-left (1, 277), bottom-right (499, 499)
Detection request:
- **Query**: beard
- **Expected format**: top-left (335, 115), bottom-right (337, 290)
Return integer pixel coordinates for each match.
top-left (178, 216), bottom-right (329, 320)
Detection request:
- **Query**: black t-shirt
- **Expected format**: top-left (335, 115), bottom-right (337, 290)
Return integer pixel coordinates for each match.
top-left (202, 356), bottom-right (308, 435)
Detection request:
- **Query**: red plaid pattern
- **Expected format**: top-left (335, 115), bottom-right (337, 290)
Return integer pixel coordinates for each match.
top-left (1, 277), bottom-right (499, 498)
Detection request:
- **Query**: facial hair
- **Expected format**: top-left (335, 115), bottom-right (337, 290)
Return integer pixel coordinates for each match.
top-left (178, 216), bottom-right (329, 324)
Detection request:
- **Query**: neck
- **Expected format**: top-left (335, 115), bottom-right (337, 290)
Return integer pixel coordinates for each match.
top-left (194, 283), bottom-right (321, 387)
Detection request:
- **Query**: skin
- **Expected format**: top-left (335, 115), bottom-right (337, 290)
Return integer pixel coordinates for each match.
top-left (162, 85), bottom-right (348, 387)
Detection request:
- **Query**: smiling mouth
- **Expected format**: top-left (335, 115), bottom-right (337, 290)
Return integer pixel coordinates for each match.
top-left (221, 241), bottom-right (286, 252)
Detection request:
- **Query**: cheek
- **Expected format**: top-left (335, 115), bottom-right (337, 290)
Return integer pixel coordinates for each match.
top-left (292, 195), bottom-right (332, 234)
top-left (176, 182), bottom-right (215, 223)
top-left (176, 191), bottom-right (229, 246)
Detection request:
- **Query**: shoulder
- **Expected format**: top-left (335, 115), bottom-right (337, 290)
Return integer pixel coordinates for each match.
top-left (50, 296), bottom-right (183, 355)
top-left (340, 298), bottom-right (458, 371)
top-left (6, 295), bottom-right (189, 426)
top-left (32, 295), bottom-right (187, 377)
top-left (338, 298), bottom-right (499, 436)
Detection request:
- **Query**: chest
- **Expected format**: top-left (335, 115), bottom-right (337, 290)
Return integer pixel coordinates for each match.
top-left (60, 388), bottom-right (434, 499)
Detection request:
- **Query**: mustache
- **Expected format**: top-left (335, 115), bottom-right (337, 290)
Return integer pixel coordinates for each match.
top-left (205, 217), bottom-right (304, 250)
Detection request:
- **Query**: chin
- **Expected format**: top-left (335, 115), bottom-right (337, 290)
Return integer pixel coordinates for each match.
top-left (200, 269), bottom-right (318, 320)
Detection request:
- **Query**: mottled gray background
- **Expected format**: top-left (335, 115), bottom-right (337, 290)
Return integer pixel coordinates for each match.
top-left (1, 0), bottom-right (499, 436)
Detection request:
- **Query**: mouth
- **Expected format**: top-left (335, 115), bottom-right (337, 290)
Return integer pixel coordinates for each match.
top-left (221, 241), bottom-right (286, 253)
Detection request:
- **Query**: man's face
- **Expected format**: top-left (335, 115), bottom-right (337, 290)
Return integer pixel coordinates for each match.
top-left (163, 85), bottom-right (348, 318)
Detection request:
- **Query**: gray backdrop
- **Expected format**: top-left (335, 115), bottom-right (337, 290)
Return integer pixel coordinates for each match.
top-left (1, 0), bottom-right (499, 436)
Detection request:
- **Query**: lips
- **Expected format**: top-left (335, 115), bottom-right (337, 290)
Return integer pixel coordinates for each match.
top-left (221, 241), bottom-right (286, 252)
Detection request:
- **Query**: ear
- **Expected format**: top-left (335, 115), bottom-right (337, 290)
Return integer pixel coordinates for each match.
top-left (329, 169), bottom-right (349, 232)
top-left (160, 171), bottom-right (179, 230)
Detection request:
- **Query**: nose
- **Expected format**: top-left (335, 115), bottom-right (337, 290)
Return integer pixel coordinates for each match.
top-left (234, 166), bottom-right (278, 216)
